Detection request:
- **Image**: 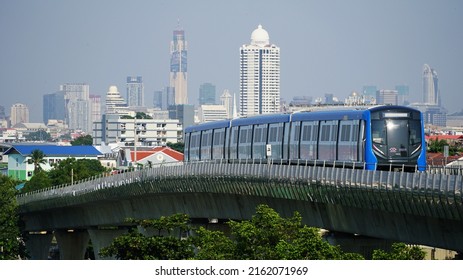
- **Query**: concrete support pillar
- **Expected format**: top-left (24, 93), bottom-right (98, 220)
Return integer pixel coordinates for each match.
top-left (54, 229), bottom-right (90, 260)
top-left (24, 231), bottom-right (53, 260)
top-left (87, 228), bottom-right (128, 260)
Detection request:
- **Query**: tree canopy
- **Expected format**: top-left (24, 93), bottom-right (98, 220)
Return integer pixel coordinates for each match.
top-left (71, 135), bottom-right (93, 146)
top-left (0, 174), bottom-right (26, 259)
top-left (100, 205), bottom-right (367, 260)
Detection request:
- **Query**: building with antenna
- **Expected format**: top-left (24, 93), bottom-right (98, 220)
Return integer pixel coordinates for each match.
top-left (170, 22), bottom-right (188, 105)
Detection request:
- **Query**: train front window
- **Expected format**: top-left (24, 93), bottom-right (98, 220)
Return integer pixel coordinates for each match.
top-left (371, 120), bottom-right (386, 144)
top-left (409, 120), bottom-right (422, 145)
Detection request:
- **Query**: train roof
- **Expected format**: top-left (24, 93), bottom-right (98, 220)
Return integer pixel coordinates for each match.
top-left (184, 119), bottom-right (231, 133)
top-left (184, 105), bottom-right (420, 133)
top-left (231, 114), bottom-right (290, 126)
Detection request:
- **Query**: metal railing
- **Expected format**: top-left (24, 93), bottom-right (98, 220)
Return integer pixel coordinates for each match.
top-left (16, 160), bottom-right (463, 211)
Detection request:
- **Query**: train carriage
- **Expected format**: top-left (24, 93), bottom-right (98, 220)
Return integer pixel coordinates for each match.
top-left (184, 105), bottom-right (426, 171)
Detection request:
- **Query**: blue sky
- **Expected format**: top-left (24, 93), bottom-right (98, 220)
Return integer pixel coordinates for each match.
top-left (1, 0), bottom-right (462, 121)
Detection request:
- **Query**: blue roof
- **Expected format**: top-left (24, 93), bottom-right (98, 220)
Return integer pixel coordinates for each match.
top-left (4, 145), bottom-right (102, 157)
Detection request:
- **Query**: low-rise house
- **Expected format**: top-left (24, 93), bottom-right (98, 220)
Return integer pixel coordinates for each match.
top-left (4, 144), bottom-right (102, 181)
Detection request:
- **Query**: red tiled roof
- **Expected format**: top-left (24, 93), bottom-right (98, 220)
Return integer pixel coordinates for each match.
top-left (129, 146), bottom-right (184, 161)
top-left (426, 135), bottom-right (463, 141)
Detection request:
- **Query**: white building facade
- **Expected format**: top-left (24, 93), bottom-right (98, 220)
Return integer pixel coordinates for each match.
top-left (10, 103), bottom-right (29, 126)
top-left (93, 114), bottom-right (183, 146)
top-left (240, 25), bottom-right (280, 117)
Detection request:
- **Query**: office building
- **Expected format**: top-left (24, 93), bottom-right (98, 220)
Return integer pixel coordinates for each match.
top-left (199, 83), bottom-right (216, 105)
top-left (60, 83), bottom-right (92, 133)
top-left (240, 25), bottom-right (280, 117)
top-left (423, 64), bottom-right (440, 105)
top-left (153, 87), bottom-right (175, 110)
top-left (10, 103), bottom-right (29, 126)
top-left (170, 25), bottom-right (188, 105)
top-left (395, 85), bottom-right (409, 106)
top-left (168, 104), bottom-right (194, 133)
top-left (376, 90), bottom-right (398, 105)
top-left (43, 91), bottom-right (66, 124)
top-left (89, 95), bottom-right (102, 124)
top-left (127, 76), bottom-right (144, 107)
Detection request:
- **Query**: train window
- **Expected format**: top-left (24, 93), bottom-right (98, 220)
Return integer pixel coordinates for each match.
top-left (293, 122), bottom-right (301, 141)
top-left (320, 125), bottom-right (330, 141)
top-left (340, 124), bottom-right (351, 142)
top-left (409, 120), bottom-right (422, 145)
top-left (302, 123), bottom-right (312, 141)
top-left (331, 124), bottom-right (338, 141)
top-left (371, 120), bottom-right (386, 144)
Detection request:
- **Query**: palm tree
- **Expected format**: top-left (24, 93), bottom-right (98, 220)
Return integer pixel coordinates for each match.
top-left (28, 149), bottom-right (47, 173)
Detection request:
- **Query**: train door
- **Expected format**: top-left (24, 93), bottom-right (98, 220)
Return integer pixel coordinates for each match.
top-left (385, 119), bottom-right (409, 159)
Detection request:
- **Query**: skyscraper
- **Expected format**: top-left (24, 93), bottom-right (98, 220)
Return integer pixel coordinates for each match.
top-left (240, 25), bottom-right (280, 117)
top-left (199, 82), bottom-right (216, 105)
top-left (423, 64), bottom-right (439, 106)
top-left (43, 91), bottom-right (66, 124)
top-left (105, 85), bottom-right (128, 114)
top-left (126, 76), bottom-right (144, 107)
top-left (10, 103), bottom-right (29, 126)
top-left (61, 83), bottom-right (92, 132)
top-left (170, 25), bottom-right (188, 105)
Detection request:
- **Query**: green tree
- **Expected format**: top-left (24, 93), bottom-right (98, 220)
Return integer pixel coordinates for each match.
top-left (22, 171), bottom-right (52, 193)
top-left (167, 142), bottom-right (184, 153)
top-left (28, 149), bottom-right (47, 173)
top-left (47, 158), bottom-right (107, 186)
top-left (372, 242), bottom-right (426, 260)
top-left (0, 175), bottom-right (26, 259)
top-left (100, 214), bottom-right (194, 260)
top-left (71, 135), bottom-right (93, 146)
top-left (26, 130), bottom-right (51, 142)
top-left (100, 205), bottom-right (364, 260)
top-left (135, 112), bottom-right (152, 119)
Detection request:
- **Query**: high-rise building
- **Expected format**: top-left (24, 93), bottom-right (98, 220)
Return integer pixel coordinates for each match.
top-left (153, 87), bottom-right (175, 110)
top-left (0, 105), bottom-right (6, 120)
top-left (60, 83), bottom-right (92, 132)
top-left (43, 91), bottom-right (66, 124)
top-left (199, 83), bottom-right (216, 105)
top-left (240, 24), bottom-right (280, 117)
top-left (395, 85), bottom-right (409, 106)
top-left (10, 103), bottom-right (29, 126)
top-left (126, 76), bottom-right (144, 107)
top-left (423, 64), bottom-right (440, 106)
top-left (89, 95), bottom-right (102, 124)
top-left (170, 25), bottom-right (188, 105)
top-left (220, 90), bottom-right (233, 119)
top-left (376, 90), bottom-right (398, 105)
top-left (168, 104), bottom-right (194, 133)
top-left (105, 85), bottom-right (128, 115)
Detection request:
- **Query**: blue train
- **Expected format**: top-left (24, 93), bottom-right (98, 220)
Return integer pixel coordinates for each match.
top-left (184, 105), bottom-right (427, 171)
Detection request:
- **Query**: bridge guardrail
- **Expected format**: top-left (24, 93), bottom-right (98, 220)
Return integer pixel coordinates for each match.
top-left (17, 160), bottom-right (463, 206)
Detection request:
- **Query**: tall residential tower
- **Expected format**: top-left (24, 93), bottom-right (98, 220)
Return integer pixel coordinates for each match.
top-left (423, 64), bottom-right (440, 106)
top-left (126, 76), bottom-right (144, 107)
top-left (170, 25), bottom-right (188, 105)
top-left (239, 25), bottom-right (280, 117)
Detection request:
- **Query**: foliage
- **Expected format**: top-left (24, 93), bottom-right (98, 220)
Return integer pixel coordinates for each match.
top-left (428, 139), bottom-right (448, 153)
top-left (25, 130), bottom-right (52, 142)
top-left (166, 142), bottom-right (184, 153)
top-left (71, 134), bottom-right (93, 146)
top-left (0, 174), bottom-right (26, 259)
top-left (22, 171), bottom-right (52, 193)
top-left (135, 112), bottom-right (152, 119)
top-left (100, 214), bottom-right (194, 260)
top-left (100, 205), bottom-right (364, 260)
top-left (47, 158), bottom-right (107, 186)
top-left (372, 242), bottom-right (426, 260)
top-left (27, 149), bottom-right (47, 173)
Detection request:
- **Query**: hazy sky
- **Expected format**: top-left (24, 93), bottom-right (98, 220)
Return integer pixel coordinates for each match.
top-left (1, 0), bottom-right (462, 122)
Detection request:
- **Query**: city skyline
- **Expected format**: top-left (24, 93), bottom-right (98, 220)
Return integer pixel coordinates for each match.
top-left (1, 0), bottom-right (462, 122)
